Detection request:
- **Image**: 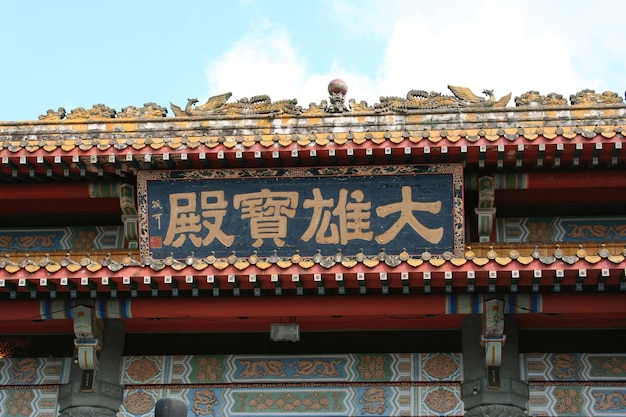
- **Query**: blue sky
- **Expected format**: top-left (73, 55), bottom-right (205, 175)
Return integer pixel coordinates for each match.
top-left (1, 0), bottom-right (625, 121)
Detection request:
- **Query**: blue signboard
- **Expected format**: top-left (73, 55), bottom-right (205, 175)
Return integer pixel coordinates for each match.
top-left (137, 165), bottom-right (464, 261)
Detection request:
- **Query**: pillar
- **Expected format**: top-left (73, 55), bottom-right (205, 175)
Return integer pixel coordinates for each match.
top-left (461, 314), bottom-right (529, 417)
top-left (58, 320), bottom-right (126, 417)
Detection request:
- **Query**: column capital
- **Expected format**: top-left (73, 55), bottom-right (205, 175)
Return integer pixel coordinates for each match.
top-left (60, 406), bottom-right (117, 417)
top-left (465, 404), bottom-right (528, 417)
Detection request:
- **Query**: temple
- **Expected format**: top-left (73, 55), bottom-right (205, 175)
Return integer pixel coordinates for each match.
top-left (0, 80), bottom-right (625, 417)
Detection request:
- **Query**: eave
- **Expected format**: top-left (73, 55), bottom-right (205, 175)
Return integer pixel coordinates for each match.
top-left (0, 106), bottom-right (625, 179)
top-left (0, 244), bottom-right (625, 298)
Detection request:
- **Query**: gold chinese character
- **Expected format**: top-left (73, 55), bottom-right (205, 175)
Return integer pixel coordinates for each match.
top-left (375, 186), bottom-right (444, 244)
top-left (301, 188), bottom-right (373, 244)
top-left (152, 213), bottom-right (162, 229)
top-left (233, 189), bottom-right (298, 247)
top-left (163, 191), bottom-right (234, 248)
top-left (199, 191), bottom-right (235, 247)
top-left (163, 192), bottom-right (201, 248)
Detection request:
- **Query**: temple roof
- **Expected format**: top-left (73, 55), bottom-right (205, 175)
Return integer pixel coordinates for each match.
top-left (1, 84), bottom-right (626, 300)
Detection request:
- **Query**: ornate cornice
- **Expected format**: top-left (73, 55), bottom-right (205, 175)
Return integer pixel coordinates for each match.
top-left (0, 244), bottom-right (624, 276)
top-left (0, 124), bottom-right (624, 156)
top-left (27, 85), bottom-right (624, 121)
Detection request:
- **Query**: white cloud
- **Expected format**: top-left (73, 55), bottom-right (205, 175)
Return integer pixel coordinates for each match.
top-left (206, 0), bottom-right (624, 109)
top-left (205, 21), bottom-right (310, 103)
top-left (376, 0), bottom-right (588, 101)
top-left (205, 24), bottom-right (379, 108)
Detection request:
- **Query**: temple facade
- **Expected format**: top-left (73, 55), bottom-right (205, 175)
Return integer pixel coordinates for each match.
top-left (0, 81), bottom-right (625, 417)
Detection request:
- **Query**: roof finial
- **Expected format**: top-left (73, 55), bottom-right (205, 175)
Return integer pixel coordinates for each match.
top-left (326, 79), bottom-right (349, 113)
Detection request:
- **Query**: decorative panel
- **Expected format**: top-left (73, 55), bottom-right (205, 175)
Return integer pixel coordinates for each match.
top-left (120, 353), bottom-right (462, 416)
top-left (525, 353), bottom-right (626, 417)
top-left (0, 226), bottom-right (124, 251)
top-left (0, 387), bottom-right (59, 417)
top-left (137, 165), bottom-right (464, 261)
top-left (496, 217), bottom-right (626, 243)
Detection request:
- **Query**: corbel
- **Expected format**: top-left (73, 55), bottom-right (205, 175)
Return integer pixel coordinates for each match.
top-left (180, 152), bottom-right (192, 169)
top-left (467, 271), bottom-right (475, 293)
top-left (1, 280), bottom-right (17, 299)
top-left (80, 277), bottom-right (98, 299)
top-left (346, 147), bottom-right (355, 163)
top-left (575, 269), bottom-right (586, 292)
top-left (611, 142), bottom-right (622, 167)
top-left (101, 277), bottom-right (117, 298)
top-left (42, 278), bottom-right (57, 298)
top-left (379, 272), bottom-right (388, 295)
top-left (125, 153), bottom-right (140, 171)
top-left (272, 150), bottom-right (282, 166)
top-left (314, 273), bottom-right (325, 296)
top-left (536, 143), bottom-right (545, 168)
top-left (590, 142), bottom-right (602, 167)
top-left (207, 275), bottom-right (219, 297)
top-left (423, 146), bottom-right (431, 163)
top-left (478, 145), bottom-right (486, 168)
top-left (357, 272), bottom-right (366, 295)
top-left (19, 278), bottom-right (37, 298)
top-left (597, 269), bottom-right (609, 292)
top-left (217, 150), bottom-right (227, 168)
top-left (290, 149), bottom-right (300, 165)
top-left (61, 277), bottom-right (78, 298)
top-left (488, 271), bottom-right (497, 293)
top-left (164, 276), bottom-right (178, 297)
top-left (440, 146), bottom-right (449, 162)
top-left (402, 272), bottom-right (411, 294)
top-left (308, 149), bottom-right (319, 166)
top-left (336, 273), bottom-right (345, 295)
top-left (235, 150), bottom-right (246, 167)
top-left (572, 142), bottom-right (583, 167)
top-left (123, 276), bottom-right (137, 297)
top-left (553, 270), bottom-right (564, 292)
top-left (510, 270), bottom-right (519, 292)
top-left (144, 276), bottom-right (159, 297)
top-left (293, 274), bottom-right (303, 296)
top-left (198, 152), bottom-right (210, 168)
top-left (497, 145), bottom-right (504, 168)
top-left (328, 148), bottom-right (337, 165)
top-left (89, 154), bottom-right (104, 176)
top-left (271, 274), bottom-right (281, 296)
top-left (186, 275), bottom-right (198, 297)
top-left (553, 143), bottom-right (563, 168)
top-left (228, 274), bottom-right (240, 296)
top-left (36, 156), bottom-right (53, 177)
top-left (72, 154), bottom-right (87, 177)
top-left (54, 155), bottom-right (71, 177)
top-left (404, 147), bottom-right (412, 163)
top-left (532, 270), bottom-right (541, 292)
top-left (252, 150), bottom-right (262, 167)
top-left (515, 143), bottom-right (524, 169)
top-left (423, 271), bottom-right (431, 293)
top-left (249, 274), bottom-right (260, 297)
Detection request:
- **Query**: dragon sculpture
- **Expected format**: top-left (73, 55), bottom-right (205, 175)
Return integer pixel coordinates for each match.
top-left (447, 85), bottom-right (511, 107)
top-left (375, 86), bottom-right (511, 113)
top-left (170, 93), bottom-right (301, 117)
top-left (514, 90), bottom-right (568, 106)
